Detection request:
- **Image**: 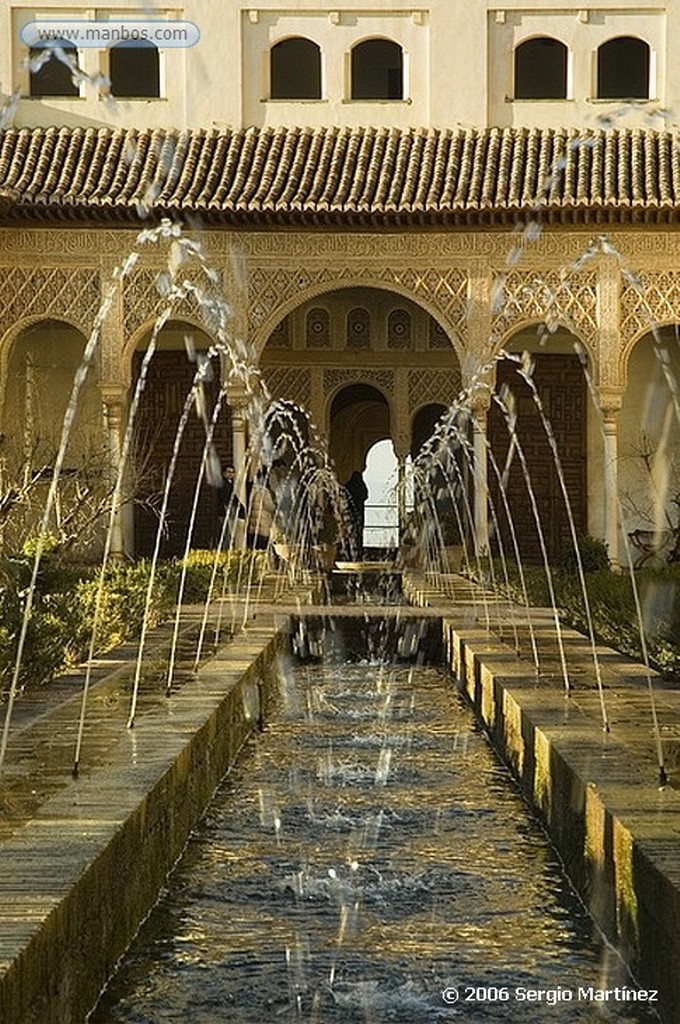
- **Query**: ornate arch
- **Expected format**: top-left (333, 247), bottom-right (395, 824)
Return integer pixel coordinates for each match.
top-left (122, 267), bottom-right (225, 340)
top-left (494, 317), bottom-right (595, 368)
top-left (122, 315), bottom-right (215, 388)
top-left (620, 320), bottom-right (680, 385)
top-left (0, 266), bottom-right (101, 342)
top-left (490, 268), bottom-right (598, 352)
top-left (324, 369), bottom-right (393, 404)
top-left (0, 314), bottom-right (91, 419)
top-left (248, 267), bottom-right (468, 362)
top-left (0, 315), bottom-right (92, 443)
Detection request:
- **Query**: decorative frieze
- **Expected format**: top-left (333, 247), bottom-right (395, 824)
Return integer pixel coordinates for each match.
top-left (5, 226), bottom-right (680, 267)
top-left (0, 266), bottom-right (101, 339)
top-left (408, 368), bottom-right (462, 414)
top-left (491, 268), bottom-right (598, 346)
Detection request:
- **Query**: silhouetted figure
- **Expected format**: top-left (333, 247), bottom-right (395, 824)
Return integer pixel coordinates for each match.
top-left (345, 470), bottom-right (368, 558)
top-left (217, 465), bottom-right (245, 548)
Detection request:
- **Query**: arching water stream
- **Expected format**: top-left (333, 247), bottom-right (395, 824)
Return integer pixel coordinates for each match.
top-left (90, 617), bottom-right (660, 1024)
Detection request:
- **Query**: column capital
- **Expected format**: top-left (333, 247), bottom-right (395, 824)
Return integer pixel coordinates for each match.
top-left (226, 384), bottom-right (250, 410)
top-left (100, 383), bottom-right (127, 407)
top-left (393, 433), bottom-right (411, 461)
top-left (470, 387), bottom-right (492, 417)
top-left (597, 386), bottom-right (624, 420)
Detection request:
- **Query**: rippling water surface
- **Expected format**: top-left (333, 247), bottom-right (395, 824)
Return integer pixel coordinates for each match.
top-left (92, 654), bottom-right (659, 1023)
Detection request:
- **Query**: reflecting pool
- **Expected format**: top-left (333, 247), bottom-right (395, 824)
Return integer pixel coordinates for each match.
top-left (91, 653), bottom-right (660, 1023)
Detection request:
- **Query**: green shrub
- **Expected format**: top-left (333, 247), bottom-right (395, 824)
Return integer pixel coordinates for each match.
top-left (0, 549), bottom-right (98, 689)
top-left (487, 556), bottom-right (680, 682)
top-left (0, 549), bottom-right (270, 693)
top-left (179, 549), bottom-right (267, 603)
top-left (559, 534), bottom-right (610, 574)
top-left (74, 560), bottom-right (177, 653)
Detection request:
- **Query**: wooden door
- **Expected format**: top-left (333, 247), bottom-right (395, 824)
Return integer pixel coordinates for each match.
top-left (132, 350), bottom-right (232, 557)
top-left (488, 353), bottom-right (587, 564)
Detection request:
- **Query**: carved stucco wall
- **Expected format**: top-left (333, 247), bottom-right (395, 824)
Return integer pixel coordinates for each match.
top-left (248, 263), bottom-right (470, 359)
top-left (0, 265), bottom-right (101, 340)
top-left (1, 227), bottom-right (680, 404)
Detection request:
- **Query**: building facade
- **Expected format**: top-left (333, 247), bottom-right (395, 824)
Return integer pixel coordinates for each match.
top-left (1, 1), bottom-right (679, 564)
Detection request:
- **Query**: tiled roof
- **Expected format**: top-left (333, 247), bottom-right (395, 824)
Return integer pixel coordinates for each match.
top-left (1, 124), bottom-right (680, 226)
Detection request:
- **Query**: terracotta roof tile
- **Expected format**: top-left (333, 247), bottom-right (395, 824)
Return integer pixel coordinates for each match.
top-left (1, 124), bottom-right (680, 225)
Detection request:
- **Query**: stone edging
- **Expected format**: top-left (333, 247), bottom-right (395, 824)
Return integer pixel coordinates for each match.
top-left (403, 571), bottom-right (680, 1024)
top-left (0, 614), bottom-right (290, 1024)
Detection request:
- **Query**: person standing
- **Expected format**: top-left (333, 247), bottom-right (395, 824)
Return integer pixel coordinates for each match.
top-left (218, 465), bottom-right (245, 549)
top-left (344, 470), bottom-right (368, 558)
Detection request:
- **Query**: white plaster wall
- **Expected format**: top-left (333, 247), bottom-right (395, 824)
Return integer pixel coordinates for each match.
top-left (488, 5), bottom-right (667, 130)
top-left (9, 2), bottom-right (192, 129)
top-left (241, 5), bottom-right (429, 129)
top-left (1, 0), bottom-right (674, 131)
top-left (619, 331), bottom-right (680, 547)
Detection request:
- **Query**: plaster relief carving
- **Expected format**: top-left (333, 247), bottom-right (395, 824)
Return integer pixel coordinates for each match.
top-left (409, 368), bottom-right (462, 414)
top-left (262, 366), bottom-right (312, 408)
top-left (492, 269), bottom-right (598, 344)
top-left (0, 266), bottom-right (101, 337)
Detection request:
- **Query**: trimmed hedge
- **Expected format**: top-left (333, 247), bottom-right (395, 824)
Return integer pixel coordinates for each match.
top-left (0, 549), bottom-right (267, 692)
top-left (494, 559), bottom-right (680, 682)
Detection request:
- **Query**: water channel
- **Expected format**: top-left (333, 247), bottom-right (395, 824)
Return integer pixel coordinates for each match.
top-left (91, 607), bottom-right (660, 1024)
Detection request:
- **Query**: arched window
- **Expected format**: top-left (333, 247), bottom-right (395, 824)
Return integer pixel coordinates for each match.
top-left (428, 317), bottom-right (450, 349)
top-left (514, 37), bottom-right (568, 99)
top-left (268, 316), bottom-right (291, 348)
top-left (270, 37), bottom-right (321, 99)
top-left (306, 307), bottom-right (331, 347)
top-left (29, 41), bottom-right (79, 97)
top-left (597, 36), bottom-right (650, 99)
top-left (388, 309), bottom-right (412, 349)
top-left (346, 308), bottom-right (371, 348)
top-left (351, 38), bottom-right (403, 100)
top-left (110, 41), bottom-right (160, 98)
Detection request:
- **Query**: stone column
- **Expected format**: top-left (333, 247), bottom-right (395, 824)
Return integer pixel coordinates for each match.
top-left (393, 434), bottom-right (411, 545)
top-left (101, 386), bottom-right (129, 560)
top-left (228, 387), bottom-right (249, 548)
top-left (98, 254), bottom-right (131, 558)
top-left (393, 369), bottom-right (411, 545)
top-left (599, 388), bottom-right (623, 568)
top-left (596, 253), bottom-right (625, 568)
top-left (471, 392), bottom-right (491, 556)
top-left (465, 264), bottom-right (494, 557)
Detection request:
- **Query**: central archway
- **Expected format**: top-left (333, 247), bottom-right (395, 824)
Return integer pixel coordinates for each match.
top-left (330, 383), bottom-right (392, 552)
top-left (258, 283), bottom-right (463, 551)
top-left (329, 382), bottom-right (389, 483)
top-left (131, 320), bottom-right (231, 557)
